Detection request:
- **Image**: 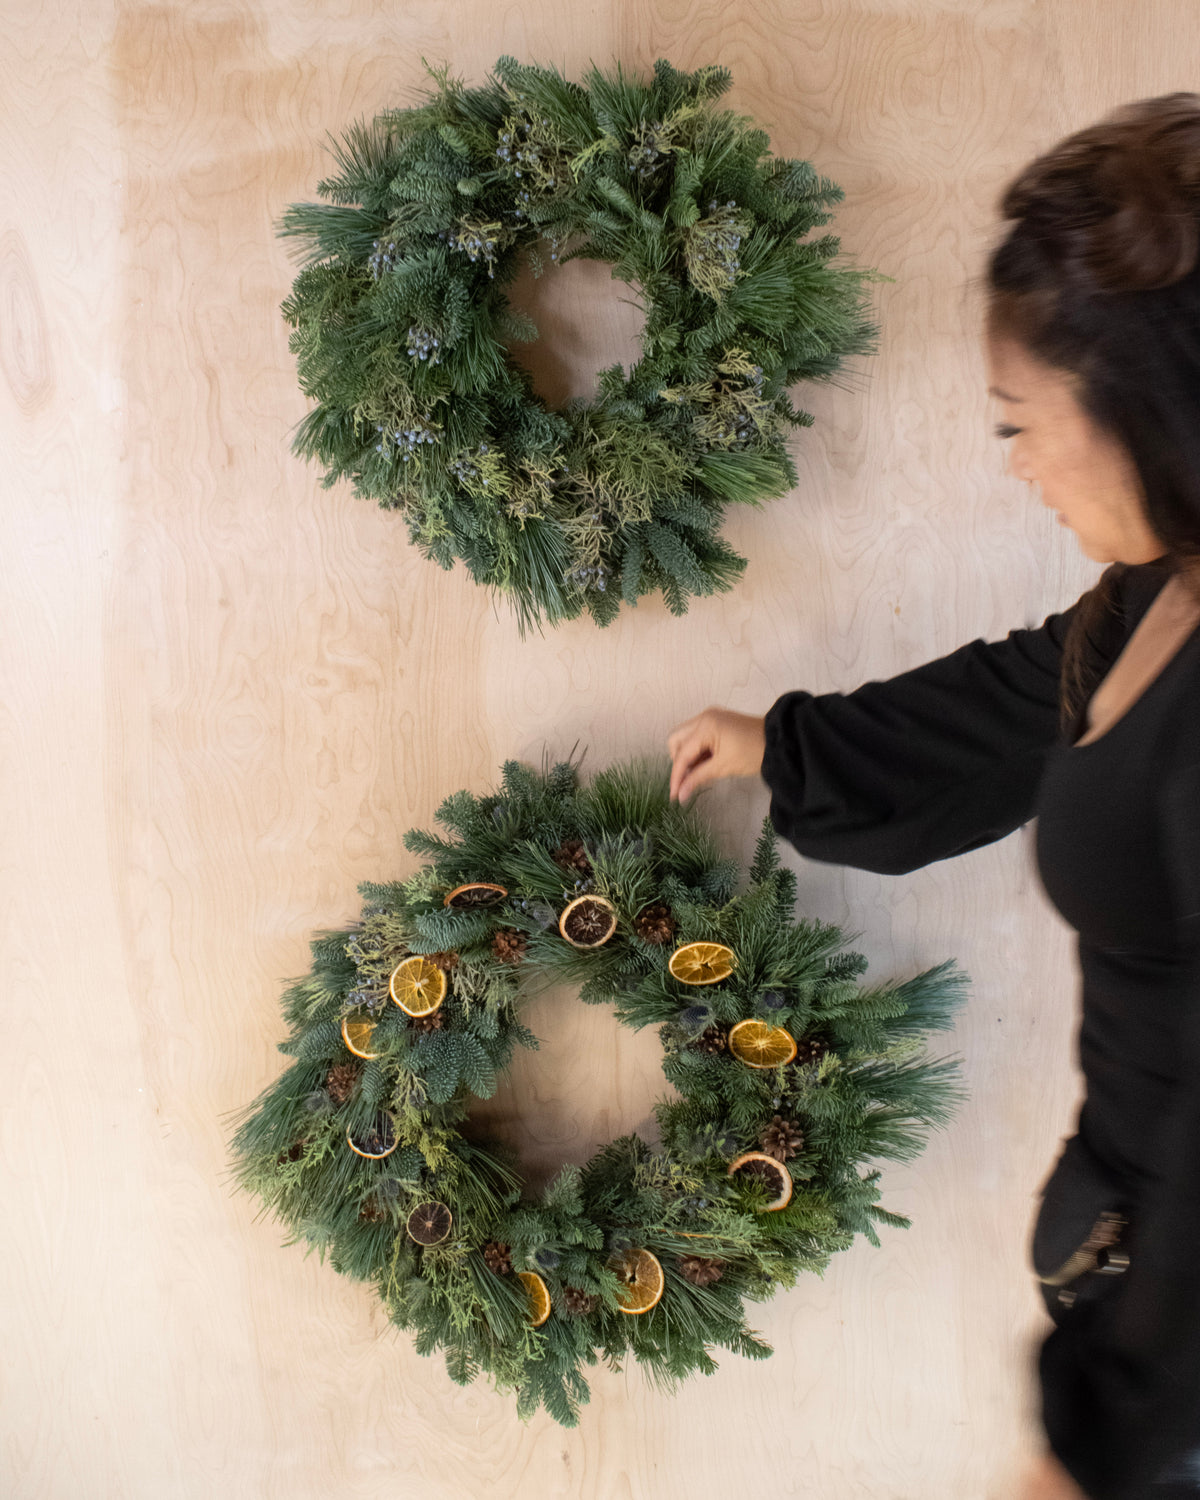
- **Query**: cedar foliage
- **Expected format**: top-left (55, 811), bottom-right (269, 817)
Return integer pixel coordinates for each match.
top-left (231, 758), bottom-right (966, 1426)
top-left (277, 58), bottom-right (877, 630)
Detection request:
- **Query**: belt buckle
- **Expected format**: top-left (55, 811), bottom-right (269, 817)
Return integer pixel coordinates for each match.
top-left (1038, 1210), bottom-right (1130, 1306)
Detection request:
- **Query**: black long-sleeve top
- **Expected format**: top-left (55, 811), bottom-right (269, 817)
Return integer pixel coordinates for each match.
top-left (760, 560), bottom-right (1200, 1500)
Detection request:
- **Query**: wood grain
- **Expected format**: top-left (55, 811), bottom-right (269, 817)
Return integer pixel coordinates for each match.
top-left (4, 3), bottom-right (1197, 1495)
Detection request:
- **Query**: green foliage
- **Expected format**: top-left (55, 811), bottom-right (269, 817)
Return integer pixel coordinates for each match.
top-left (278, 57), bottom-right (876, 630)
top-left (231, 756), bottom-right (966, 1424)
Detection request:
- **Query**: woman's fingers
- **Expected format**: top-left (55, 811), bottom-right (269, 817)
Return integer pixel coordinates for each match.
top-left (668, 722), bottom-right (713, 801)
top-left (668, 708), bottom-right (768, 801)
top-left (666, 712), bottom-right (704, 761)
top-left (676, 746), bottom-right (719, 804)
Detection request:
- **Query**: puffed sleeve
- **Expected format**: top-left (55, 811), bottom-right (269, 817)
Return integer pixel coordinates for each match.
top-left (1041, 755), bottom-right (1200, 1500)
top-left (759, 606), bottom-right (1091, 875)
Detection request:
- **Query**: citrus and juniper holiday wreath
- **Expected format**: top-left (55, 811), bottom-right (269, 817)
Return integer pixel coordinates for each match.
top-left (232, 758), bottom-right (966, 1425)
top-left (278, 57), bottom-right (876, 630)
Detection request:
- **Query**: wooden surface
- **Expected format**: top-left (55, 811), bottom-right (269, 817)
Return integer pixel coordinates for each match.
top-left (4, 4), bottom-right (1197, 1496)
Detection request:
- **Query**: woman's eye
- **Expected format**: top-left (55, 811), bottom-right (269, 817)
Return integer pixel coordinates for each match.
top-left (994, 423), bottom-right (1022, 440)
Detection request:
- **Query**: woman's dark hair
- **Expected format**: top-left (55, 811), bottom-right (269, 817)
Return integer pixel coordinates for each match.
top-left (986, 93), bottom-right (1200, 729)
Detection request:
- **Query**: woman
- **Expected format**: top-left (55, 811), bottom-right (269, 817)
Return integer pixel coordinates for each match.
top-left (666, 95), bottom-right (1200, 1500)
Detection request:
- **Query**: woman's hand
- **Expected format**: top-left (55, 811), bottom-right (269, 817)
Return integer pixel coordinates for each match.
top-left (1017, 1451), bottom-right (1090, 1500)
top-left (667, 708), bottom-right (766, 803)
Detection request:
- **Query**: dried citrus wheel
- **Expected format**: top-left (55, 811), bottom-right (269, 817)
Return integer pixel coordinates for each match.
top-left (608, 1247), bottom-right (665, 1315)
top-left (347, 1114), bottom-right (397, 1159)
top-left (667, 940), bottom-right (736, 986)
top-left (443, 881), bottom-right (508, 909)
top-left (388, 955), bottom-right (448, 1017)
top-left (341, 1011), bottom-right (380, 1059)
top-left (406, 1200), bottom-right (453, 1245)
top-left (559, 894), bottom-right (618, 948)
top-left (727, 1018), bottom-right (798, 1068)
top-left (728, 1151), bottom-right (793, 1210)
top-left (517, 1270), bottom-right (552, 1327)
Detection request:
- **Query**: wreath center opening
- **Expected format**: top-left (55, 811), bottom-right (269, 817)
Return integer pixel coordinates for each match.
top-left (502, 249), bottom-right (648, 410)
top-left (460, 977), bottom-right (674, 1196)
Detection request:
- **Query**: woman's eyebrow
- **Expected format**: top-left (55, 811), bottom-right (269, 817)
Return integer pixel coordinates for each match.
top-left (988, 386), bottom-right (1024, 402)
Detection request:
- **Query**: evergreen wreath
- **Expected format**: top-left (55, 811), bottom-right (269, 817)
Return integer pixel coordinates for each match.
top-left (278, 57), bottom-right (876, 630)
top-left (232, 758), bottom-right (967, 1426)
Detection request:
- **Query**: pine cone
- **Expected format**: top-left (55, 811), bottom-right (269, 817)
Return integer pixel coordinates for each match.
top-left (491, 927), bottom-right (529, 964)
top-left (689, 1024), bottom-right (729, 1056)
top-left (553, 837), bottom-right (593, 878)
top-left (482, 1239), bottom-right (513, 1275)
top-left (425, 949), bottom-right (459, 971)
top-left (324, 1061), bottom-right (363, 1106)
top-left (633, 901), bottom-right (677, 945)
top-left (409, 1010), bottom-right (444, 1033)
top-left (277, 1141), bottom-right (306, 1164)
top-left (358, 1196), bottom-right (387, 1223)
top-left (759, 1114), bottom-right (805, 1161)
top-left (678, 1254), bottom-right (726, 1287)
top-left (794, 1037), bottom-right (829, 1066)
top-left (562, 1285), bottom-right (600, 1316)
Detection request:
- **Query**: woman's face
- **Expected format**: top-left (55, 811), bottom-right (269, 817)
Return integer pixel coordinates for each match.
top-left (985, 334), bottom-right (1165, 565)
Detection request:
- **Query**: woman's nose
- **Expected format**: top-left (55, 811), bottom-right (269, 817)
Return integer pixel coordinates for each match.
top-left (1009, 446), bottom-right (1037, 485)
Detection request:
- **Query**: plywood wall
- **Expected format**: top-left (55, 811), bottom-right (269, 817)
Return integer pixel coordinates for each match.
top-left (5, 3), bottom-right (1198, 1496)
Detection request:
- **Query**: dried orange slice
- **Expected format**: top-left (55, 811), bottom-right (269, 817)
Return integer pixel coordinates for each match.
top-left (728, 1018), bottom-right (797, 1068)
top-left (667, 940), bottom-right (736, 986)
top-left (443, 881), bottom-right (507, 909)
top-left (728, 1151), bottom-right (793, 1210)
top-left (406, 1200), bottom-right (452, 1245)
top-left (341, 1011), bottom-right (380, 1059)
top-left (388, 955), bottom-right (448, 1017)
top-left (517, 1270), bottom-right (552, 1327)
top-left (559, 894), bottom-right (618, 948)
top-left (347, 1114), bottom-right (397, 1160)
top-left (608, 1247), bottom-right (664, 1315)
